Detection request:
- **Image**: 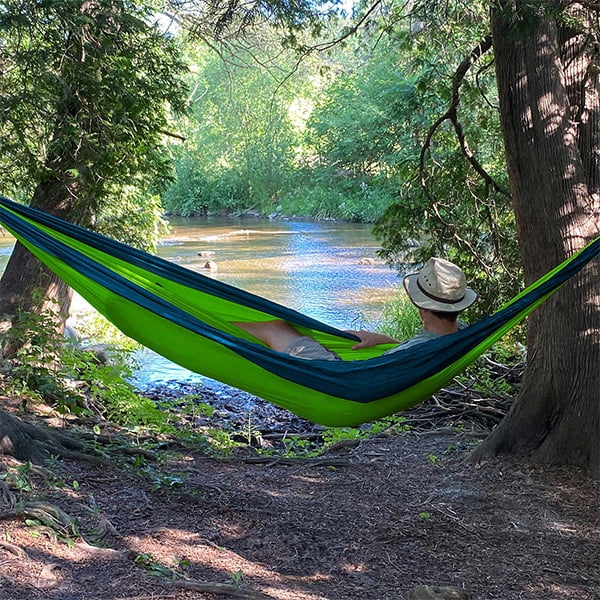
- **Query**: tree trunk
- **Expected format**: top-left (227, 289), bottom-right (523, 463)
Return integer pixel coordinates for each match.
top-left (0, 181), bottom-right (84, 355)
top-left (0, 156), bottom-right (98, 350)
top-left (471, 3), bottom-right (600, 476)
top-left (0, 11), bottom-right (95, 347)
top-left (0, 406), bottom-right (90, 463)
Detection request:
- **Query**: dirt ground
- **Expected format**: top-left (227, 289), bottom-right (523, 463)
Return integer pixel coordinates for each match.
top-left (0, 387), bottom-right (598, 600)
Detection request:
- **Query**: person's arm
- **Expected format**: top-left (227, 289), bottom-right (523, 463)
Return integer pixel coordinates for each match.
top-left (344, 329), bottom-right (400, 351)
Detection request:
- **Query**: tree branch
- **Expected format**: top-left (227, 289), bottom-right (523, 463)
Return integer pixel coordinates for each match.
top-left (311, 0), bottom-right (386, 53)
top-left (419, 34), bottom-right (507, 199)
top-left (172, 578), bottom-right (276, 599)
top-left (271, 0), bottom-right (386, 98)
top-left (417, 34), bottom-right (515, 275)
top-left (159, 129), bottom-right (186, 142)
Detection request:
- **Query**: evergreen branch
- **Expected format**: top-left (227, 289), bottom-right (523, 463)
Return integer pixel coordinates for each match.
top-left (418, 34), bottom-right (514, 277)
top-left (419, 35), bottom-right (507, 199)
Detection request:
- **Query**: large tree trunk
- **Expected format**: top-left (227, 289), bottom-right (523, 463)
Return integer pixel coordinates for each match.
top-left (472, 3), bottom-right (600, 476)
top-left (0, 406), bottom-right (89, 463)
top-left (0, 180), bottom-right (88, 355)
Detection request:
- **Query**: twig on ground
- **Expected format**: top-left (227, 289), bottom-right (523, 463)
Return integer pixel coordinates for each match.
top-left (172, 578), bottom-right (276, 599)
top-left (202, 456), bottom-right (354, 467)
top-left (0, 539), bottom-right (26, 558)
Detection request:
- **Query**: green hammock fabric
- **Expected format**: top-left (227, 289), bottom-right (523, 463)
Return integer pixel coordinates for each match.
top-left (0, 196), bottom-right (598, 426)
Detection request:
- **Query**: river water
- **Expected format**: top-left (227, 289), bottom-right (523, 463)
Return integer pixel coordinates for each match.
top-left (136, 216), bottom-right (401, 386)
top-left (0, 235), bottom-right (13, 274)
top-left (0, 216), bottom-right (402, 386)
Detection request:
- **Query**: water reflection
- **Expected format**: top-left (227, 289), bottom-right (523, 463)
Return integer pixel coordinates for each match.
top-left (162, 217), bottom-right (399, 329)
top-left (136, 217), bottom-right (401, 385)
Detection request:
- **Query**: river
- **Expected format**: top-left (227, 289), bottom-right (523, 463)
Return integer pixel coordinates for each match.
top-left (136, 216), bottom-right (401, 386)
top-left (1, 216), bottom-right (402, 386)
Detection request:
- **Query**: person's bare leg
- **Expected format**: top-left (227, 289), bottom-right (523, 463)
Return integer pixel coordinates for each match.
top-left (232, 320), bottom-right (303, 352)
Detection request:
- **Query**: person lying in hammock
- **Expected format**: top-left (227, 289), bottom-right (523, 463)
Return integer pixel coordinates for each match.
top-left (234, 257), bottom-right (478, 361)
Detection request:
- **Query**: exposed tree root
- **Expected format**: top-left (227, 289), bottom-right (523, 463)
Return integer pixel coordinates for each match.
top-left (0, 409), bottom-right (97, 464)
top-left (0, 499), bottom-right (128, 559)
top-left (0, 500), bottom-right (77, 534)
top-left (0, 480), bottom-right (16, 507)
top-left (0, 539), bottom-right (26, 558)
top-left (76, 540), bottom-right (129, 559)
top-left (36, 563), bottom-right (62, 589)
top-left (82, 504), bottom-right (120, 542)
top-left (0, 408), bottom-right (158, 465)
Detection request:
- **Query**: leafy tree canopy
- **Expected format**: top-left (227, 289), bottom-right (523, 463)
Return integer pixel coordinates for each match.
top-left (0, 0), bottom-right (188, 247)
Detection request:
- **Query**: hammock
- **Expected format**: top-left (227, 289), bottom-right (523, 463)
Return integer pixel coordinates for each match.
top-left (0, 195), bottom-right (598, 426)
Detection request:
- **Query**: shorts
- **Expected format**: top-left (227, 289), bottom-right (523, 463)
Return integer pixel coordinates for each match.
top-left (283, 336), bottom-right (343, 361)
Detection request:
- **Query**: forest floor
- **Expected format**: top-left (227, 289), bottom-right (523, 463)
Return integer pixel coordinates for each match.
top-left (0, 380), bottom-right (598, 600)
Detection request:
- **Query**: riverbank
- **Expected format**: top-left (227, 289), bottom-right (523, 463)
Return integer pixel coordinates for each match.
top-left (140, 378), bottom-right (324, 445)
top-left (1, 382), bottom-right (597, 600)
top-left (136, 357), bottom-right (516, 450)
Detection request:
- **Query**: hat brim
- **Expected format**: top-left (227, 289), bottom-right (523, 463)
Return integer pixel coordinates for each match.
top-left (403, 274), bottom-right (478, 312)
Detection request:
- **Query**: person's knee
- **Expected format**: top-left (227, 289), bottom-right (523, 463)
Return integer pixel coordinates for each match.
top-left (261, 321), bottom-right (302, 350)
top-left (232, 320), bottom-right (301, 351)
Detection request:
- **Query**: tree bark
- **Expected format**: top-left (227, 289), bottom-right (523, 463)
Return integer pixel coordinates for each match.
top-left (0, 409), bottom-right (86, 463)
top-left (0, 180), bottom-right (89, 355)
top-left (471, 3), bottom-right (600, 476)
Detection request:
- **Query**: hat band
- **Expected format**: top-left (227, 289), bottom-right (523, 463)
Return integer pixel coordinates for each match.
top-left (416, 279), bottom-right (465, 305)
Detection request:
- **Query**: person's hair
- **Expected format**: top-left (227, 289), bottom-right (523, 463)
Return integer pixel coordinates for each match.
top-left (430, 310), bottom-right (460, 322)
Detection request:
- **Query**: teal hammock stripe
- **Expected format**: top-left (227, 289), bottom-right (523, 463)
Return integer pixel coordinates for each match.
top-left (0, 195), bottom-right (598, 426)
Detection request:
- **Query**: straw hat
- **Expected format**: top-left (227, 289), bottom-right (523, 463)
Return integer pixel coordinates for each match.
top-left (403, 257), bottom-right (477, 312)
